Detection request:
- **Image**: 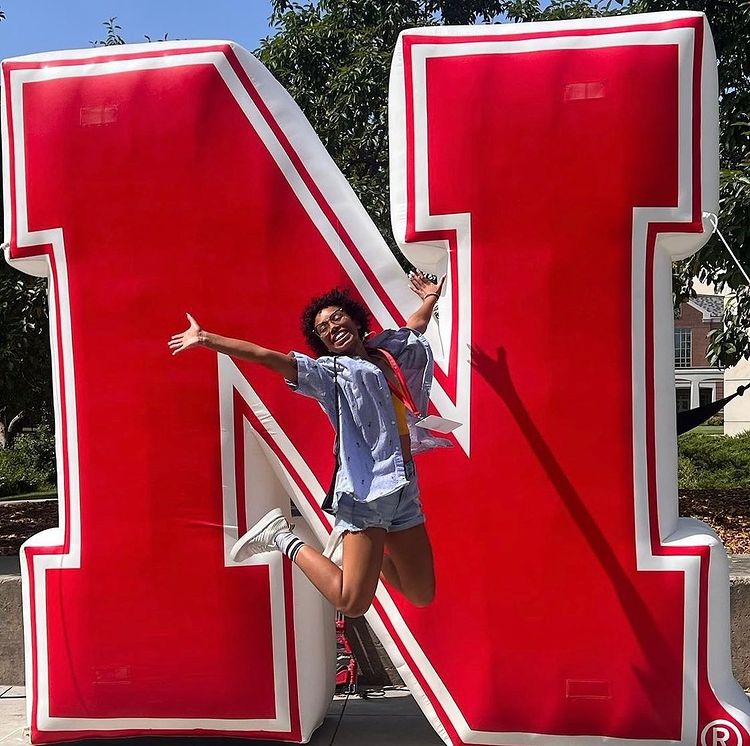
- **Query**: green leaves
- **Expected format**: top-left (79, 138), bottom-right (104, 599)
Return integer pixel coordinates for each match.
top-left (706, 286), bottom-right (750, 366)
top-left (91, 17), bottom-right (125, 47)
top-left (0, 259), bottom-right (53, 435)
top-left (90, 16), bottom-right (172, 46)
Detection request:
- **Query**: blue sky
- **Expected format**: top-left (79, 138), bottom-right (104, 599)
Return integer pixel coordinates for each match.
top-left (0, 1), bottom-right (276, 59)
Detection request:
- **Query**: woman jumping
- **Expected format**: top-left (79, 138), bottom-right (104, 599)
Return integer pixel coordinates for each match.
top-left (169, 272), bottom-right (447, 617)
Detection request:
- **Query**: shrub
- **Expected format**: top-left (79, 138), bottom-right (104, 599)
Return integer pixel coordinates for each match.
top-left (677, 455), bottom-right (699, 489)
top-left (0, 450), bottom-right (36, 496)
top-left (678, 430), bottom-right (750, 489)
top-left (0, 421), bottom-right (56, 497)
top-left (12, 420), bottom-right (56, 483)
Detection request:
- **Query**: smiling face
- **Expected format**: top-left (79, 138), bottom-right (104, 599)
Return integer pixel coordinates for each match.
top-left (313, 305), bottom-right (364, 355)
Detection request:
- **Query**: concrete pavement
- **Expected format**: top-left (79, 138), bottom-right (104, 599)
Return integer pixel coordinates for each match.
top-left (0, 686), bottom-right (444, 745)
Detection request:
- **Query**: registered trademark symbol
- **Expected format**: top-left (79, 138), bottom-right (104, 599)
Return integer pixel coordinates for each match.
top-left (701, 720), bottom-right (743, 746)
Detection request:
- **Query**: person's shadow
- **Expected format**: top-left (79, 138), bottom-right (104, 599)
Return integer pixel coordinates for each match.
top-left (470, 344), bottom-right (681, 678)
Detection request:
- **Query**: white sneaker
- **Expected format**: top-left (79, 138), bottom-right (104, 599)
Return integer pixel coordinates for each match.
top-left (230, 508), bottom-right (290, 563)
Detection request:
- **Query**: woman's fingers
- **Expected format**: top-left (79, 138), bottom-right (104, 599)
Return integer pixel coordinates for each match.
top-left (408, 271), bottom-right (427, 294)
top-left (409, 269), bottom-right (445, 299)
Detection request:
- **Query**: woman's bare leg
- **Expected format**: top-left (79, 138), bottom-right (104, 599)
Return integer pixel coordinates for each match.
top-left (380, 524), bottom-right (435, 607)
top-left (294, 528), bottom-right (386, 617)
top-left (380, 554), bottom-right (405, 595)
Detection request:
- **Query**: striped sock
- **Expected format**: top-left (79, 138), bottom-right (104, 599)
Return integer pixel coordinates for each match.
top-left (274, 529), bottom-right (305, 563)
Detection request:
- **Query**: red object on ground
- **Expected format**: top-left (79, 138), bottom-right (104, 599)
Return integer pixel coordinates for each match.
top-left (335, 613), bottom-right (358, 694)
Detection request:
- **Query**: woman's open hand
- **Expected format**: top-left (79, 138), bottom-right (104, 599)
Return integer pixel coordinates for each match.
top-left (169, 313), bottom-right (204, 356)
top-left (409, 271), bottom-right (445, 301)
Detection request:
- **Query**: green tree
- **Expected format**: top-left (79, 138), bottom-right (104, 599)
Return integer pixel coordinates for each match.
top-left (259, 0), bottom-right (750, 366)
top-left (0, 261), bottom-right (52, 447)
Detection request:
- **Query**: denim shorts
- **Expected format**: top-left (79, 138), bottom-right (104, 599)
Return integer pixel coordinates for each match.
top-left (334, 460), bottom-right (425, 534)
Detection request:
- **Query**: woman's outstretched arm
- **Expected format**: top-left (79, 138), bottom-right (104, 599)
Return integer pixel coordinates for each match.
top-left (169, 313), bottom-right (298, 383)
top-left (406, 272), bottom-right (445, 334)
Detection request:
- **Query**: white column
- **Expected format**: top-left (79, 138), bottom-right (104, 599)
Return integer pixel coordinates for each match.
top-left (690, 380), bottom-right (700, 408)
top-left (725, 357), bottom-right (750, 435)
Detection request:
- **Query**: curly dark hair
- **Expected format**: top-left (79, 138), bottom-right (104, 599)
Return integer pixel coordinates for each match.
top-left (301, 288), bottom-right (371, 357)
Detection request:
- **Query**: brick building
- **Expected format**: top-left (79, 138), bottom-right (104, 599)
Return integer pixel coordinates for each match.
top-left (673, 295), bottom-right (724, 412)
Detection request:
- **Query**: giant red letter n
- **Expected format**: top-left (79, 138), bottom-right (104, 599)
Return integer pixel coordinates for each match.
top-left (4, 11), bottom-right (749, 746)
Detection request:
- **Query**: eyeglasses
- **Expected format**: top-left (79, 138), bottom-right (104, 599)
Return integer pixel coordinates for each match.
top-left (314, 308), bottom-right (348, 337)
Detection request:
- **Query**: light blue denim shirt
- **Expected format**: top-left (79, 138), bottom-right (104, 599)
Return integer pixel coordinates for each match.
top-left (287, 327), bottom-right (449, 505)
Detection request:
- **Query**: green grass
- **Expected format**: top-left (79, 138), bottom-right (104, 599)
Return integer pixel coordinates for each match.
top-left (690, 425), bottom-right (724, 436)
top-left (0, 490), bottom-right (57, 502)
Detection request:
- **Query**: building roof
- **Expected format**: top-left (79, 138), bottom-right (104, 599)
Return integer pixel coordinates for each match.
top-left (688, 295), bottom-right (723, 319)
